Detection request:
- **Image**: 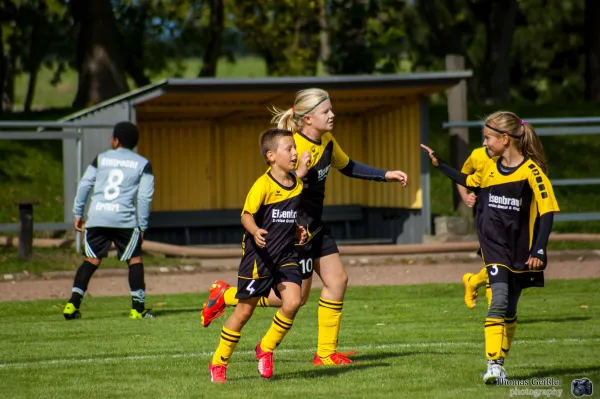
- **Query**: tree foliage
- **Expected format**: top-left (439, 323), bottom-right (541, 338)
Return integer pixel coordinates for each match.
top-left (0, 0), bottom-right (598, 109)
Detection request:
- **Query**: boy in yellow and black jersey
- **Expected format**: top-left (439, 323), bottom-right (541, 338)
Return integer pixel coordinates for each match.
top-left (237, 171), bottom-right (303, 298)
top-left (208, 129), bottom-right (309, 384)
top-left (423, 111), bottom-right (560, 384)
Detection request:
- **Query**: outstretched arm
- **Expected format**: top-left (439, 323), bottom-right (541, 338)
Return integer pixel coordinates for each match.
top-left (339, 159), bottom-right (386, 181)
top-left (339, 159), bottom-right (408, 186)
top-left (420, 144), bottom-right (479, 192)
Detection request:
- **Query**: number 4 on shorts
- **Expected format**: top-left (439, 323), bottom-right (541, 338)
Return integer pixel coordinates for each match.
top-left (246, 280), bottom-right (255, 295)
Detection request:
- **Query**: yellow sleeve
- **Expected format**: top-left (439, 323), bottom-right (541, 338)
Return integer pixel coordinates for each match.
top-left (528, 167), bottom-right (560, 216)
top-left (329, 134), bottom-right (350, 169)
top-left (465, 161), bottom-right (486, 187)
top-left (241, 177), bottom-right (267, 216)
top-left (460, 154), bottom-right (476, 174)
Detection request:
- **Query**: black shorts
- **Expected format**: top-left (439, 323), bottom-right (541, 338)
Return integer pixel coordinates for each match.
top-left (84, 227), bottom-right (142, 261)
top-left (236, 265), bottom-right (302, 300)
top-left (295, 225), bottom-right (339, 279)
top-left (486, 264), bottom-right (544, 289)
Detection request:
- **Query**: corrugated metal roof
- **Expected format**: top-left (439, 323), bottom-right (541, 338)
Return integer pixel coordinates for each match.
top-left (62, 71), bottom-right (471, 121)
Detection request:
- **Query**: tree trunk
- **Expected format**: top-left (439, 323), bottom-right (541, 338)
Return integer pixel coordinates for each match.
top-left (199, 0), bottom-right (224, 77)
top-left (318, 0), bottom-right (330, 75)
top-left (585, 0), bottom-right (600, 101)
top-left (3, 46), bottom-right (15, 113)
top-left (71, 0), bottom-right (129, 108)
top-left (24, 1), bottom-right (47, 112)
top-left (482, 0), bottom-right (518, 104)
top-left (124, 0), bottom-right (151, 87)
top-left (0, 24), bottom-right (4, 115)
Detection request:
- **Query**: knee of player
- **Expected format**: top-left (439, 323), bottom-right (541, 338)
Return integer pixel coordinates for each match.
top-left (284, 296), bottom-right (302, 314)
top-left (233, 306), bottom-right (254, 324)
top-left (85, 257), bottom-right (101, 266)
top-left (488, 289), bottom-right (509, 316)
top-left (127, 256), bottom-right (143, 265)
top-left (332, 270), bottom-right (348, 289)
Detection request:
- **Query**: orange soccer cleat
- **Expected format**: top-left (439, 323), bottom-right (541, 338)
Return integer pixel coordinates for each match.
top-left (201, 280), bottom-right (230, 327)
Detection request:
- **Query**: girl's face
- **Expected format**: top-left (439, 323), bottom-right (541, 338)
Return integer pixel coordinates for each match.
top-left (304, 99), bottom-right (334, 133)
top-left (482, 124), bottom-right (508, 157)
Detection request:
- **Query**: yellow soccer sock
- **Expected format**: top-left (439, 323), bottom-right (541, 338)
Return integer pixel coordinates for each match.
top-left (211, 326), bottom-right (241, 366)
top-left (260, 310), bottom-right (293, 352)
top-left (223, 287), bottom-right (239, 307)
top-left (317, 297), bottom-right (343, 358)
top-left (472, 267), bottom-right (488, 290)
top-left (502, 316), bottom-right (517, 358)
top-left (484, 317), bottom-right (505, 360)
top-left (258, 297), bottom-right (271, 307)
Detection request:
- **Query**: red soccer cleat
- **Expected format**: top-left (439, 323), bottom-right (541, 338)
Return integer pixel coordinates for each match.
top-left (255, 341), bottom-right (274, 379)
top-left (201, 280), bottom-right (230, 328)
top-left (209, 362), bottom-right (227, 383)
top-left (312, 351), bottom-right (356, 366)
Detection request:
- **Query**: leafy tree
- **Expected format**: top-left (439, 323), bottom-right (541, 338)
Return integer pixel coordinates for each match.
top-left (231, 0), bottom-right (320, 76)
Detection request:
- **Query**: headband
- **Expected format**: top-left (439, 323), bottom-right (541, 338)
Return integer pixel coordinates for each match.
top-left (295, 96), bottom-right (329, 117)
top-left (484, 123), bottom-right (521, 139)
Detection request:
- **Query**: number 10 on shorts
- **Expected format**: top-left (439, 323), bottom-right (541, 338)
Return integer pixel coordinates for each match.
top-left (299, 258), bottom-right (313, 275)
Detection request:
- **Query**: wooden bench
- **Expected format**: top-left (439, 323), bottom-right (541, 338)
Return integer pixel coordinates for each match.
top-left (149, 205), bottom-right (368, 245)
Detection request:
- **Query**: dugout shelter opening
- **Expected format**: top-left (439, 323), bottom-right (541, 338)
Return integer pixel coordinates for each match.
top-left (62, 72), bottom-right (471, 246)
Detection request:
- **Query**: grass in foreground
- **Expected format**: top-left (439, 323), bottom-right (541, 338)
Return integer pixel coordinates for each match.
top-left (0, 280), bottom-right (598, 399)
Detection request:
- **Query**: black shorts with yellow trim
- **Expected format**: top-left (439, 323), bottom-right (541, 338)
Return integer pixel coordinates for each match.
top-left (236, 250), bottom-right (301, 299)
top-left (236, 263), bottom-right (302, 299)
top-left (485, 263), bottom-right (544, 289)
top-left (295, 224), bottom-right (339, 279)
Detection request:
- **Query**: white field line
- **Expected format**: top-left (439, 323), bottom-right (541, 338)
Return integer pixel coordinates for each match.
top-left (0, 337), bottom-right (597, 370)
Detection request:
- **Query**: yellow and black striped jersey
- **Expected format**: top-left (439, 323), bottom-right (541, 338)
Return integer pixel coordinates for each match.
top-left (241, 171), bottom-right (303, 266)
top-left (293, 131), bottom-right (349, 236)
top-left (461, 147), bottom-right (495, 174)
top-left (466, 157), bottom-right (560, 271)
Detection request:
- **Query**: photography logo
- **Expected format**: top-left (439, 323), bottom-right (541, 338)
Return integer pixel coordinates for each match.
top-left (571, 378), bottom-right (593, 397)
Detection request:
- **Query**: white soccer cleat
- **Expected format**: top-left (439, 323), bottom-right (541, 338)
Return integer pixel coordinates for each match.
top-left (483, 363), bottom-right (506, 385)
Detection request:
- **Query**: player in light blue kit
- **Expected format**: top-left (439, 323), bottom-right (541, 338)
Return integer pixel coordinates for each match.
top-left (63, 122), bottom-right (155, 320)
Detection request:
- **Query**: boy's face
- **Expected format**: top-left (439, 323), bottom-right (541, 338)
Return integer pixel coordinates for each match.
top-left (267, 135), bottom-right (298, 173)
top-left (111, 136), bottom-right (119, 149)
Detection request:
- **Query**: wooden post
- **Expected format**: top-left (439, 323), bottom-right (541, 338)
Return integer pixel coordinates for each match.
top-left (445, 55), bottom-right (470, 217)
top-left (16, 201), bottom-right (39, 260)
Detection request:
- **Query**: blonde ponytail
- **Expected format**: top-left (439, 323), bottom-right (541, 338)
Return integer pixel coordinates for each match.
top-left (270, 106), bottom-right (299, 132)
top-left (269, 88), bottom-right (330, 132)
top-left (521, 122), bottom-right (547, 174)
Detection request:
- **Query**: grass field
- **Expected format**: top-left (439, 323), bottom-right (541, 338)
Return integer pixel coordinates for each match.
top-left (0, 280), bottom-right (598, 398)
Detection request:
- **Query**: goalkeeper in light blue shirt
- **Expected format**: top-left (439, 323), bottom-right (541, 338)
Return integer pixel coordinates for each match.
top-left (64, 122), bottom-right (155, 320)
